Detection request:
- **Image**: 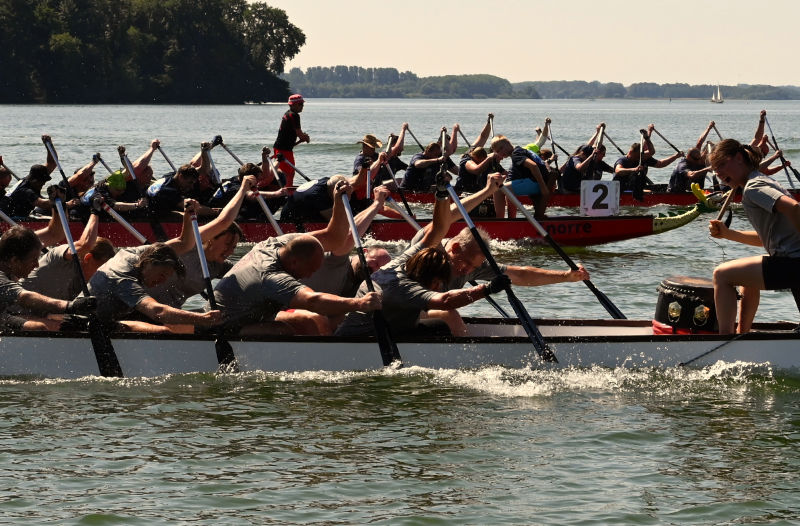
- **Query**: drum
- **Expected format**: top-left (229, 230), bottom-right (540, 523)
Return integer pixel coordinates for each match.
top-left (654, 276), bottom-right (718, 333)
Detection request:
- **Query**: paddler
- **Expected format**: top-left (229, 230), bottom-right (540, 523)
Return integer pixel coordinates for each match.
top-left (211, 179), bottom-right (382, 337)
top-left (454, 115), bottom-right (501, 217)
top-left (336, 172), bottom-right (589, 337)
top-left (708, 138), bottom-right (800, 334)
top-left (86, 199), bottom-right (223, 333)
top-left (613, 124), bottom-right (682, 197)
top-left (492, 135), bottom-right (555, 220)
top-left (399, 127), bottom-right (458, 192)
top-left (0, 225), bottom-right (97, 332)
top-left (272, 93), bottom-right (309, 187)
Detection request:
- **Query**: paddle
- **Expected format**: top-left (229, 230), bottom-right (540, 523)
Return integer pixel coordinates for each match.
top-left (189, 210), bottom-right (236, 368)
top-left (93, 152), bottom-right (116, 176)
top-left (52, 194), bottom-right (123, 377)
top-left (444, 181), bottom-right (556, 362)
top-left (764, 116), bottom-right (800, 187)
top-left (602, 130), bottom-right (627, 156)
top-left (340, 193), bottom-right (401, 366)
top-left (41, 136), bottom-right (75, 200)
top-left (436, 126), bottom-right (554, 362)
top-left (157, 146), bottom-right (178, 176)
top-left (118, 145), bottom-right (167, 242)
top-left (0, 156), bottom-right (21, 181)
top-left (712, 123), bottom-right (724, 141)
top-left (218, 142), bottom-right (285, 235)
top-left (651, 126), bottom-right (683, 156)
top-left (499, 183), bottom-right (626, 319)
top-left (547, 120), bottom-right (561, 172)
top-left (489, 114), bottom-right (495, 138)
top-left (94, 198), bottom-right (149, 244)
top-left (384, 195), bottom-right (513, 319)
top-left (406, 126), bottom-right (425, 151)
top-left (378, 134), bottom-right (414, 217)
top-left (274, 154), bottom-right (312, 182)
top-left (204, 140), bottom-right (224, 187)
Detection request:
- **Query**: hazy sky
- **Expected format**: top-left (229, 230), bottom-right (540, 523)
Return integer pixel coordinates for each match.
top-left (265, 0), bottom-right (799, 86)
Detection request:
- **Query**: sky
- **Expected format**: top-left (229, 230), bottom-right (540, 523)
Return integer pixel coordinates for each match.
top-left (264, 0), bottom-right (800, 86)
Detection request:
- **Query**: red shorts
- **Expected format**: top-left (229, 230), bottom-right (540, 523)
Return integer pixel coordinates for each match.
top-left (273, 149), bottom-right (295, 186)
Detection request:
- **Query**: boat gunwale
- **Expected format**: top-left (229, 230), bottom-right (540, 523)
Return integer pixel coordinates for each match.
top-left (3, 318), bottom-right (797, 345)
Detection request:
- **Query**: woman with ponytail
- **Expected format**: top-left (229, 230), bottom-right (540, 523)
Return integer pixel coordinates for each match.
top-left (708, 139), bottom-right (800, 334)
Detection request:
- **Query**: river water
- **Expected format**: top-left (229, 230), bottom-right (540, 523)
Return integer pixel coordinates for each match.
top-left (1, 100), bottom-right (799, 524)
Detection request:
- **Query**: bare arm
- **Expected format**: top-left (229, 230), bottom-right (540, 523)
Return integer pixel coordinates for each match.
top-left (695, 121), bottom-right (714, 150)
top-left (708, 220), bottom-right (763, 247)
top-left (136, 297), bottom-right (222, 326)
top-left (166, 199), bottom-right (198, 255)
top-left (427, 283), bottom-right (487, 310)
top-left (17, 290), bottom-right (69, 313)
top-left (71, 212), bottom-right (100, 259)
top-left (289, 287), bottom-right (380, 315)
top-left (133, 139), bottom-right (159, 175)
top-left (505, 265), bottom-right (588, 286)
top-left (653, 152), bottom-right (683, 169)
top-left (198, 176), bottom-right (256, 242)
top-left (309, 182), bottom-right (351, 252)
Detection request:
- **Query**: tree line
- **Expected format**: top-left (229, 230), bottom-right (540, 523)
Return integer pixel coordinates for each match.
top-left (285, 67), bottom-right (800, 100)
top-left (283, 68), bottom-right (541, 99)
top-left (0, 0), bottom-right (305, 103)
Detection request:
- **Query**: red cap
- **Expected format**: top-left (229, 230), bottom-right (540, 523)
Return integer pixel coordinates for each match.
top-left (288, 94), bottom-right (305, 104)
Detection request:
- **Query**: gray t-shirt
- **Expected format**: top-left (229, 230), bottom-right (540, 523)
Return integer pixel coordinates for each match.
top-left (300, 252), bottom-right (358, 297)
top-left (87, 246), bottom-right (151, 321)
top-left (0, 269), bottom-right (24, 313)
top-left (20, 245), bottom-right (80, 301)
top-left (213, 234), bottom-right (306, 328)
top-left (148, 250), bottom-right (233, 308)
top-left (742, 172), bottom-right (800, 257)
top-left (335, 262), bottom-right (437, 337)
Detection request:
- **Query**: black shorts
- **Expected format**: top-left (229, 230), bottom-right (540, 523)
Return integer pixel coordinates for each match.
top-left (762, 256), bottom-right (800, 290)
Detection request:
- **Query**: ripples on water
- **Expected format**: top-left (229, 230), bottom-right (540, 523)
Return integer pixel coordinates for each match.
top-left (0, 364), bottom-right (798, 524)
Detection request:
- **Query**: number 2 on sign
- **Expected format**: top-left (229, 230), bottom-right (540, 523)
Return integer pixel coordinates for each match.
top-left (580, 180), bottom-right (620, 216)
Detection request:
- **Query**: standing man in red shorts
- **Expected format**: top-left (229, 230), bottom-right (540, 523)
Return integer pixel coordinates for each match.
top-left (273, 93), bottom-right (310, 187)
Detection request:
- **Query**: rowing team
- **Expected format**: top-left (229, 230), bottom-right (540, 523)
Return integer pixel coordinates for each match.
top-left (0, 166), bottom-right (591, 337)
top-left (0, 134), bottom-right (797, 338)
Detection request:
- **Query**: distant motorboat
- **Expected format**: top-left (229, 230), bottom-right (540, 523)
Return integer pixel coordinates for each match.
top-left (710, 85), bottom-right (724, 103)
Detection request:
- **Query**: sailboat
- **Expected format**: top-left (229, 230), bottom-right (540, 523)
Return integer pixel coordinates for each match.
top-left (710, 84), bottom-right (724, 103)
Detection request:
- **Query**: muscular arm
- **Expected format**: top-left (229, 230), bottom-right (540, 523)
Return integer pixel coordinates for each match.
top-left (653, 152), bottom-right (682, 169)
top-left (427, 283), bottom-right (486, 310)
top-left (709, 220), bottom-right (763, 247)
top-left (505, 265), bottom-right (588, 286)
top-left (288, 287), bottom-right (371, 316)
top-left (17, 290), bottom-right (69, 313)
top-left (135, 297), bottom-right (220, 325)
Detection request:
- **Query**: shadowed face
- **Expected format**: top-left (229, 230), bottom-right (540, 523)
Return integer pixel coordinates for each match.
top-left (445, 241), bottom-right (485, 276)
top-left (10, 247), bottom-right (41, 280)
top-left (141, 263), bottom-right (175, 287)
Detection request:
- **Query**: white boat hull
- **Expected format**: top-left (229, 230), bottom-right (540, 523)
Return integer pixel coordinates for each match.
top-left (0, 319), bottom-right (798, 379)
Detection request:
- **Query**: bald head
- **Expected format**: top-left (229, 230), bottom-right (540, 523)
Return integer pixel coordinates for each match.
top-left (280, 235), bottom-right (324, 278)
top-left (364, 247), bottom-right (392, 272)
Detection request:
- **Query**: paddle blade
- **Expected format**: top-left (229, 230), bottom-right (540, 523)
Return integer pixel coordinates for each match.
top-left (215, 338), bottom-right (237, 370)
top-left (372, 311), bottom-right (402, 366)
top-left (504, 290), bottom-right (557, 363)
top-left (88, 317), bottom-right (123, 377)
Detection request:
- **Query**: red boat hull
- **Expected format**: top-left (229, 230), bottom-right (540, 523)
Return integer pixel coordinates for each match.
top-left (8, 214), bottom-right (689, 247)
top-left (392, 188), bottom-right (800, 207)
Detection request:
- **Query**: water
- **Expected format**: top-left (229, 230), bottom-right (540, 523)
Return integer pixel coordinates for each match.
top-left (2, 100), bottom-right (800, 524)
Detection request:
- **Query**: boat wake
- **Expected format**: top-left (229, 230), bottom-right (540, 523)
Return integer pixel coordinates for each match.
top-left (4, 361), bottom-right (786, 397)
